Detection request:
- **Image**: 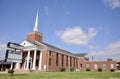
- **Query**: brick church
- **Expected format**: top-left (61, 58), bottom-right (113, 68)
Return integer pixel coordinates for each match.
top-left (10, 12), bottom-right (117, 72)
top-left (14, 12), bottom-right (79, 71)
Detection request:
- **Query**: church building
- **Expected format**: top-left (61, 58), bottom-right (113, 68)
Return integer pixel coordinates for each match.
top-left (15, 12), bottom-right (79, 71)
top-left (11, 12), bottom-right (118, 72)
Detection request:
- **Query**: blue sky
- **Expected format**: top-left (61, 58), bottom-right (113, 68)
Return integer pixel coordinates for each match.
top-left (0, 0), bottom-right (120, 61)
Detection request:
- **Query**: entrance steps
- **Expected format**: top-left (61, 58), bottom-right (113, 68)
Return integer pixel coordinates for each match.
top-left (14, 69), bottom-right (41, 74)
top-left (14, 69), bottom-right (31, 74)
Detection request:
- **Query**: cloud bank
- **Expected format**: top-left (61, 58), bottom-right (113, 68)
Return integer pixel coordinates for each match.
top-left (56, 26), bottom-right (97, 45)
top-left (104, 0), bottom-right (120, 9)
top-left (0, 43), bottom-right (7, 60)
top-left (88, 41), bottom-right (120, 61)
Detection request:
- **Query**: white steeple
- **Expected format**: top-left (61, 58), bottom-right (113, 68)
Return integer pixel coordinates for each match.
top-left (33, 11), bottom-right (38, 32)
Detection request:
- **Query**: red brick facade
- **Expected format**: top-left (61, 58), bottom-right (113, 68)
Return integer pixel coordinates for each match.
top-left (47, 51), bottom-right (78, 71)
top-left (78, 60), bottom-right (117, 72)
top-left (18, 31), bottom-right (118, 72)
top-left (27, 32), bottom-right (43, 43)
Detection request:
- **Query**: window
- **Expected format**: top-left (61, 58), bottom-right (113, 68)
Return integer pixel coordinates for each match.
top-left (49, 51), bottom-right (52, 56)
top-left (37, 51), bottom-right (40, 55)
top-left (62, 54), bottom-right (64, 66)
top-left (49, 51), bottom-right (52, 66)
top-left (94, 64), bottom-right (98, 69)
top-left (86, 64), bottom-right (90, 68)
top-left (73, 57), bottom-right (75, 67)
top-left (49, 58), bottom-right (51, 66)
top-left (102, 64), bottom-right (106, 69)
top-left (66, 56), bottom-right (68, 67)
top-left (70, 57), bottom-right (72, 67)
top-left (76, 58), bottom-right (78, 67)
top-left (110, 64), bottom-right (114, 69)
top-left (80, 64), bottom-right (82, 68)
top-left (56, 53), bottom-right (59, 66)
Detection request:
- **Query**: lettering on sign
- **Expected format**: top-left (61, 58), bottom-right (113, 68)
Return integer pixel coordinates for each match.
top-left (5, 50), bottom-right (23, 63)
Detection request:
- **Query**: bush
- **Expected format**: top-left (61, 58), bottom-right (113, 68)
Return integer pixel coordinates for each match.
top-left (86, 68), bottom-right (90, 71)
top-left (8, 69), bottom-right (14, 73)
top-left (111, 69), bottom-right (115, 72)
top-left (60, 67), bottom-right (65, 72)
top-left (70, 68), bottom-right (75, 71)
top-left (98, 68), bottom-right (102, 72)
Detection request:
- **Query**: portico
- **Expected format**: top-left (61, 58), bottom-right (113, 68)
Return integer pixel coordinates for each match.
top-left (22, 48), bottom-right (43, 70)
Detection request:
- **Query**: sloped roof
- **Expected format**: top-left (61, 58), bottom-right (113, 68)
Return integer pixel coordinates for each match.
top-left (42, 42), bottom-right (77, 57)
top-left (74, 53), bottom-right (87, 57)
top-left (22, 40), bottom-right (77, 57)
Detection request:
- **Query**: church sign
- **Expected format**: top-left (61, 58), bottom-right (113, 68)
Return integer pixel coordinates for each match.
top-left (5, 50), bottom-right (22, 63)
top-left (5, 42), bottom-right (24, 63)
top-left (5, 42), bottom-right (23, 75)
top-left (7, 42), bottom-right (24, 50)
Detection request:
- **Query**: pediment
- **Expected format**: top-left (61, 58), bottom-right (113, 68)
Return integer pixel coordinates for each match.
top-left (20, 40), bottom-right (34, 47)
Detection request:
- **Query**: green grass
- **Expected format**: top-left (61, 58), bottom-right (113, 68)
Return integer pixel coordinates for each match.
top-left (0, 72), bottom-right (120, 79)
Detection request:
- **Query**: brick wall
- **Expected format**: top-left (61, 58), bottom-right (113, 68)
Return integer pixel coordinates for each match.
top-left (47, 51), bottom-right (78, 71)
top-left (41, 50), bottom-right (49, 71)
top-left (27, 32), bottom-right (43, 43)
top-left (78, 60), bottom-right (117, 72)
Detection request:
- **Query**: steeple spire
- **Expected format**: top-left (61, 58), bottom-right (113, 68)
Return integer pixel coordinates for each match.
top-left (33, 11), bottom-right (38, 32)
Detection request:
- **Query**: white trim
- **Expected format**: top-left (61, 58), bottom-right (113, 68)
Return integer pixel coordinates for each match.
top-left (20, 40), bottom-right (34, 46)
top-left (110, 64), bottom-right (114, 69)
top-left (26, 50), bottom-right (30, 70)
top-left (10, 63), bottom-right (13, 70)
top-left (15, 63), bottom-right (20, 70)
top-left (38, 51), bottom-right (42, 70)
top-left (32, 49), bottom-right (37, 70)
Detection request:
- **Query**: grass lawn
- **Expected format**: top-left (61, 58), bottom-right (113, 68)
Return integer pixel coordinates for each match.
top-left (0, 72), bottom-right (120, 79)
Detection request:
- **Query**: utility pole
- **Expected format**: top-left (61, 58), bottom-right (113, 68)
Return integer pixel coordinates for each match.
top-left (92, 56), bottom-right (94, 61)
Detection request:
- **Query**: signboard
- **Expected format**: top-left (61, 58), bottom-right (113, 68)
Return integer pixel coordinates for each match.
top-left (5, 50), bottom-right (22, 63)
top-left (7, 42), bottom-right (24, 50)
top-left (5, 42), bottom-right (23, 75)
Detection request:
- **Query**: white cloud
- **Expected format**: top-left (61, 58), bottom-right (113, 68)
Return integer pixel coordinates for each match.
top-left (0, 44), bottom-right (7, 51)
top-left (106, 41), bottom-right (120, 54)
top-left (0, 43), bottom-right (7, 60)
top-left (44, 5), bottom-right (48, 14)
top-left (88, 51), bottom-right (105, 57)
top-left (0, 36), bottom-right (7, 41)
top-left (56, 26), bottom-right (97, 45)
top-left (104, 0), bottom-right (120, 9)
top-left (107, 41), bottom-right (120, 49)
top-left (88, 45), bottom-right (100, 50)
top-left (88, 28), bottom-right (97, 39)
top-left (88, 41), bottom-right (120, 61)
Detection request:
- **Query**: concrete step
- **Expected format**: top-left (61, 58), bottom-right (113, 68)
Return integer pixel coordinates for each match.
top-left (14, 69), bottom-right (31, 74)
top-left (14, 69), bottom-right (41, 74)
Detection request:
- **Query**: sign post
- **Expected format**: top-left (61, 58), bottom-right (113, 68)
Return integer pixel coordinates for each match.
top-left (5, 42), bottom-right (24, 75)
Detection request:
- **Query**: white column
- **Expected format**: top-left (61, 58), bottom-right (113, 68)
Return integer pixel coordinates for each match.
top-left (38, 51), bottom-right (42, 70)
top-left (10, 63), bottom-right (13, 70)
top-left (32, 49), bottom-right (37, 70)
top-left (26, 50), bottom-right (30, 70)
top-left (15, 63), bottom-right (20, 69)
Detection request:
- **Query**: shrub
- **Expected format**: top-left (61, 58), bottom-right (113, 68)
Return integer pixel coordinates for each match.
top-left (70, 68), bottom-right (75, 71)
top-left (8, 69), bottom-right (14, 73)
top-left (98, 68), bottom-right (102, 72)
top-left (111, 69), bottom-right (115, 72)
top-left (86, 68), bottom-right (90, 71)
top-left (60, 67), bottom-right (65, 72)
